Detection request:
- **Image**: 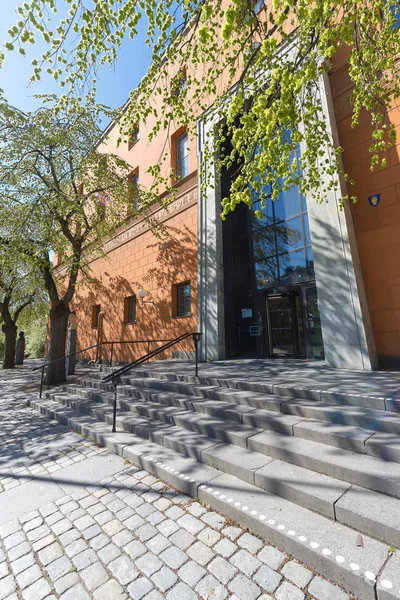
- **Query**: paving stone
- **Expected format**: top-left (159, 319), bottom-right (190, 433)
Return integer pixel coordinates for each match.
top-left (146, 533), bottom-right (171, 555)
top-left (308, 576), bottom-right (349, 600)
top-left (231, 549), bottom-right (261, 577)
top-left (254, 564), bottom-right (282, 593)
top-left (228, 573), bottom-right (261, 600)
top-left (0, 574), bottom-right (16, 600)
top-left (221, 525), bottom-right (243, 542)
top-left (281, 561), bottom-right (313, 588)
top-left (214, 538), bottom-right (237, 558)
top-left (38, 542), bottom-right (63, 566)
top-left (98, 542), bottom-right (121, 564)
top-left (46, 555), bottom-right (73, 581)
top-left (127, 576), bottom-right (153, 600)
top-left (201, 512), bottom-right (226, 530)
top-left (178, 560), bottom-right (206, 587)
top-left (157, 519), bottom-right (180, 537)
top-left (124, 539), bottom-right (147, 560)
top-left (137, 504), bottom-right (156, 518)
top-left (166, 582), bottom-right (198, 600)
top-left (59, 528), bottom-right (80, 547)
top-left (22, 517), bottom-right (43, 533)
top-left (165, 506), bottom-right (185, 521)
top-left (65, 538), bottom-right (88, 558)
top-left (178, 514), bottom-right (205, 535)
top-left (82, 524), bottom-right (102, 540)
top-left (151, 565), bottom-right (177, 592)
top-left (159, 545), bottom-right (188, 569)
top-left (32, 534), bottom-right (55, 553)
top-left (59, 583), bottom-right (92, 600)
top-left (198, 527), bottom-right (221, 547)
top-left (258, 545), bottom-right (286, 570)
top-left (103, 519), bottom-right (125, 537)
top-left (124, 515), bottom-right (145, 530)
top-left (74, 515), bottom-right (96, 531)
top-left (237, 532), bottom-right (263, 554)
top-left (208, 556), bottom-right (238, 584)
top-left (72, 548), bottom-right (98, 570)
top-left (8, 541), bottom-right (31, 561)
top-left (52, 518), bottom-right (72, 536)
top-left (0, 561), bottom-right (9, 579)
top-left (21, 577), bottom-right (52, 600)
top-left (4, 531), bottom-right (26, 550)
top-left (109, 555), bottom-right (139, 585)
top-left (89, 533), bottom-right (110, 551)
top-left (0, 521), bottom-right (21, 538)
top-left (136, 524), bottom-right (158, 542)
top-left (275, 581), bottom-right (305, 600)
top-left (153, 498), bottom-right (172, 512)
top-left (11, 551), bottom-right (35, 575)
top-left (169, 528), bottom-right (195, 550)
top-left (80, 561), bottom-right (109, 591)
top-left (93, 578), bottom-right (127, 600)
top-left (196, 573), bottom-right (228, 600)
top-left (143, 590), bottom-right (164, 600)
top-left (54, 572), bottom-right (80, 595)
top-left (16, 564), bottom-right (41, 589)
top-left (136, 552), bottom-right (164, 577)
top-left (187, 540), bottom-right (214, 566)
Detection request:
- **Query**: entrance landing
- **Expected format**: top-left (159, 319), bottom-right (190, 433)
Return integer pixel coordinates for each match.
top-left (139, 358), bottom-right (400, 411)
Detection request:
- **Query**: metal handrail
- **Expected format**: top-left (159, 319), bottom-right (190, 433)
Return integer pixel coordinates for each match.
top-left (102, 331), bottom-right (202, 432)
top-left (34, 338), bottom-right (174, 398)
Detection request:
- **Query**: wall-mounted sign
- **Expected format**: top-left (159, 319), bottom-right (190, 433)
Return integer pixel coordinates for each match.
top-left (241, 308), bottom-right (253, 319)
top-left (249, 325), bottom-right (261, 336)
top-left (368, 194), bottom-right (380, 207)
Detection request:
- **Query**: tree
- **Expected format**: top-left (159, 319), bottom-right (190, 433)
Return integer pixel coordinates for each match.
top-left (2, 1), bottom-right (400, 217)
top-left (0, 252), bottom-right (43, 369)
top-left (0, 98), bottom-right (133, 385)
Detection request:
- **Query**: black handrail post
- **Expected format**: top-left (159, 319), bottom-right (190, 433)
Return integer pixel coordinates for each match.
top-left (112, 375), bottom-right (119, 433)
top-left (110, 343), bottom-right (114, 367)
top-left (193, 333), bottom-right (201, 378)
top-left (40, 366), bottom-right (45, 398)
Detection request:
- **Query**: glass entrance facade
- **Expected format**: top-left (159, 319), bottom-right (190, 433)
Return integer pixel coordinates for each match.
top-left (221, 146), bottom-right (324, 360)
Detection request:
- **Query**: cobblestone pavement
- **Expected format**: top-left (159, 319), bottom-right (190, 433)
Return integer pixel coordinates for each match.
top-left (0, 364), bottom-right (355, 600)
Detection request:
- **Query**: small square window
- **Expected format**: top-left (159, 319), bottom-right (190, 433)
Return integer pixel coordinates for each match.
top-left (91, 305), bottom-right (101, 328)
top-left (128, 125), bottom-right (140, 150)
top-left (254, 0), bottom-right (264, 13)
top-left (177, 283), bottom-right (191, 316)
top-left (172, 68), bottom-right (187, 97)
top-left (175, 131), bottom-right (189, 180)
top-left (124, 296), bottom-right (137, 324)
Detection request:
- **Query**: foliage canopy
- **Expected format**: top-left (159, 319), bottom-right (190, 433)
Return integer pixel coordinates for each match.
top-left (2, 0), bottom-right (400, 215)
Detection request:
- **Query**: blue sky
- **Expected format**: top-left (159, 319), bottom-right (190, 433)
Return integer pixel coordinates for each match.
top-left (0, 2), bottom-right (151, 112)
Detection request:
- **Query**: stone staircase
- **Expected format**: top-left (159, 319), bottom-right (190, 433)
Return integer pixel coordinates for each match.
top-left (29, 363), bottom-right (400, 600)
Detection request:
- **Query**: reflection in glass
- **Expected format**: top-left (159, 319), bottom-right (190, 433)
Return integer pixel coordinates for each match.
top-left (275, 217), bottom-right (303, 253)
top-left (278, 249), bottom-right (307, 284)
top-left (253, 227), bottom-right (276, 261)
top-left (274, 185), bottom-right (300, 221)
top-left (255, 258), bottom-right (279, 289)
top-left (304, 215), bottom-right (311, 245)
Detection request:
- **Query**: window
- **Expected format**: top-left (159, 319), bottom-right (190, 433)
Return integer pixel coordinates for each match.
top-left (390, 2), bottom-right (400, 27)
top-left (253, 0), bottom-right (264, 13)
top-left (172, 68), bottom-right (187, 97)
top-left (177, 283), bottom-right (191, 316)
top-left (128, 170), bottom-right (139, 211)
top-left (128, 125), bottom-right (140, 150)
top-left (175, 131), bottom-right (189, 180)
top-left (91, 305), bottom-right (101, 328)
top-left (124, 296), bottom-right (137, 324)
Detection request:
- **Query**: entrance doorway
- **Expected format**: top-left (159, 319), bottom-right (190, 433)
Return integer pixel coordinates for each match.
top-left (266, 286), bottom-right (324, 359)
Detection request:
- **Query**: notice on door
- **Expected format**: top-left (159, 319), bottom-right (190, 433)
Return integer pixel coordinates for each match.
top-left (241, 308), bottom-right (253, 318)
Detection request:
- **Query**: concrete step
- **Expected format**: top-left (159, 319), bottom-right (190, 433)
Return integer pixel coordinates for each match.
top-left (27, 395), bottom-right (400, 600)
top-left (44, 387), bottom-right (400, 550)
top-left (60, 383), bottom-right (400, 466)
top-left (249, 430), bottom-right (400, 499)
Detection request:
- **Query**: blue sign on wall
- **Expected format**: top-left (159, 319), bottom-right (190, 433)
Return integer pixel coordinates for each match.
top-left (368, 194), bottom-right (381, 207)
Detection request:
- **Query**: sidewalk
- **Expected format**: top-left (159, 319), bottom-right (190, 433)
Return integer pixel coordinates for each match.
top-left (0, 364), bottom-right (354, 600)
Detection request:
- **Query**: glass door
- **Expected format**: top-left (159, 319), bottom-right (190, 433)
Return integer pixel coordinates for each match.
top-left (304, 285), bottom-right (324, 359)
top-left (267, 295), bottom-right (295, 356)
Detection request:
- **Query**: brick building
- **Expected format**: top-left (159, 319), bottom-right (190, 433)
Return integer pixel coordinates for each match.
top-left (71, 40), bottom-right (400, 371)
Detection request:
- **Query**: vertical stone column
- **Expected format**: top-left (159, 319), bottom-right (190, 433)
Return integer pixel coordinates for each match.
top-left (15, 332), bottom-right (25, 365)
top-left (304, 74), bottom-right (377, 370)
top-left (197, 118), bottom-right (226, 362)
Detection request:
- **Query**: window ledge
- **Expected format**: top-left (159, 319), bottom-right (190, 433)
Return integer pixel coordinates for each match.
top-left (172, 313), bottom-right (192, 319)
top-left (123, 321), bottom-right (137, 325)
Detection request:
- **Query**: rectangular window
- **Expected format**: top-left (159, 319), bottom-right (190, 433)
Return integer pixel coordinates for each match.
top-left (129, 170), bottom-right (139, 211)
top-left (172, 68), bottom-right (187, 97)
top-left (177, 283), bottom-right (191, 316)
top-left (91, 305), bottom-right (101, 328)
top-left (128, 125), bottom-right (140, 150)
top-left (176, 132), bottom-right (189, 180)
top-left (254, 0), bottom-right (264, 13)
top-left (124, 296), bottom-right (137, 324)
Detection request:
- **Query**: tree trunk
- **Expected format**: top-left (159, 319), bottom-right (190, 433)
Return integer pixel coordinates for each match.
top-left (2, 323), bottom-right (17, 369)
top-left (44, 302), bottom-right (70, 386)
